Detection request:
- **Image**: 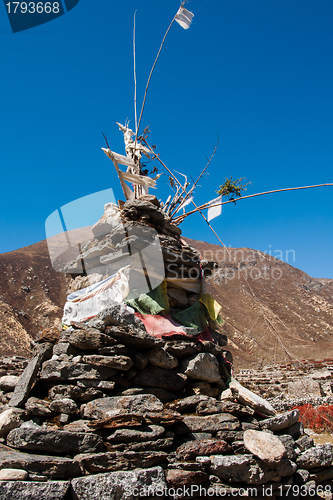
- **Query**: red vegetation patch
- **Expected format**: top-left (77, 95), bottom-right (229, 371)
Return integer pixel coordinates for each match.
top-left (293, 404), bottom-right (333, 432)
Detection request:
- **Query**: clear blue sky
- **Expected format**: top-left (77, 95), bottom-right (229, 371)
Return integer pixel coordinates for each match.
top-left (0, 0), bottom-right (332, 278)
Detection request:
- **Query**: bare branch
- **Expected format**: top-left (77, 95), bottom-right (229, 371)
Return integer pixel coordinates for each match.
top-left (102, 132), bottom-right (110, 150)
top-left (173, 183), bottom-right (333, 224)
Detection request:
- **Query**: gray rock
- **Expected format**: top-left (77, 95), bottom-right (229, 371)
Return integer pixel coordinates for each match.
top-left (9, 350), bottom-right (48, 408)
top-left (209, 455), bottom-right (297, 485)
top-left (0, 443), bottom-right (81, 478)
top-left (7, 425), bottom-right (104, 455)
top-left (278, 434), bottom-right (297, 461)
top-left (0, 480), bottom-right (70, 500)
top-left (40, 361), bottom-right (116, 381)
top-left (229, 379), bottom-right (276, 417)
top-left (284, 421), bottom-right (304, 440)
top-left (82, 354), bottom-right (133, 371)
top-left (164, 341), bottom-right (200, 358)
top-left (52, 343), bottom-right (79, 356)
top-left (106, 437), bottom-right (174, 453)
top-left (167, 395), bottom-right (210, 413)
top-left (107, 327), bottom-right (163, 350)
top-left (295, 435), bottom-right (314, 452)
top-left (106, 425), bottom-right (165, 443)
top-left (71, 466), bottom-right (167, 500)
top-left (243, 430), bottom-right (287, 462)
top-left (176, 439), bottom-right (231, 461)
top-left (0, 376), bottom-right (19, 392)
top-left (297, 444), bottom-right (333, 469)
top-left (74, 452), bottom-right (167, 475)
top-left (97, 303), bottom-right (142, 329)
top-left (132, 366), bottom-right (187, 391)
top-left (49, 398), bottom-right (78, 414)
top-left (259, 409), bottom-right (299, 432)
top-left (120, 387), bottom-right (176, 403)
top-left (63, 420), bottom-right (94, 433)
top-left (48, 385), bottom-right (83, 401)
top-left (83, 394), bottom-right (163, 420)
top-left (76, 380), bottom-right (115, 391)
top-left (200, 341), bottom-right (224, 356)
top-left (25, 398), bottom-right (52, 416)
top-left (181, 353), bottom-right (221, 384)
top-left (0, 468), bottom-right (28, 480)
top-left (98, 345), bottom-right (128, 355)
top-left (174, 414), bottom-right (240, 434)
top-left (196, 399), bottom-right (255, 417)
top-left (59, 330), bottom-right (117, 350)
top-left (128, 351), bottom-right (148, 370)
top-left (293, 468), bottom-right (310, 484)
top-left (0, 409), bottom-right (22, 438)
top-left (215, 430), bottom-right (244, 443)
top-left (146, 348), bottom-right (178, 370)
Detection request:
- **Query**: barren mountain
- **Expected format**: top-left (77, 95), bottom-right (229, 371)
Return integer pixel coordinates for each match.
top-left (0, 237), bottom-right (332, 368)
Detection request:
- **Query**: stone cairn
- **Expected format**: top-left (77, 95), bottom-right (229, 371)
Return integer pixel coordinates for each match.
top-left (0, 197), bottom-right (333, 500)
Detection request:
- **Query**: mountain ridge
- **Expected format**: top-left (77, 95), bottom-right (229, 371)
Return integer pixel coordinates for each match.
top-left (0, 237), bottom-right (332, 367)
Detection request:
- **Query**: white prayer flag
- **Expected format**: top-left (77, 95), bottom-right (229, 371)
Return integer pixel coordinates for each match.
top-left (207, 195), bottom-right (222, 222)
top-left (176, 196), bottom-right (193, 213)
top-left (175, 7), bottom-right (194, 30)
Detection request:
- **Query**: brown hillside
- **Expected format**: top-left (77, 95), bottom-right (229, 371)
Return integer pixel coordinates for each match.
top-left (185, 238), bottom-right (333, 368)
top-left (0, 237), bottom-right (332, 367)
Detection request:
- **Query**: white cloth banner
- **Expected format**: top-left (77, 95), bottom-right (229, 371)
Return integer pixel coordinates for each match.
top-left (62, 267), bottom-right (130, 325)
top-left (175, 7), bottom-right (194, 29)
top-left (207, 195), bottom-right (222, 222)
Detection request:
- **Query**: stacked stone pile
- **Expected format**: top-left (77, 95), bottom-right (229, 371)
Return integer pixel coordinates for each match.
top-left (1, 197), bottom-right (333, 499)
top-left (63, 196), bottom-right (216, 314)
top-left (0, 321), bottom-right (332, 499)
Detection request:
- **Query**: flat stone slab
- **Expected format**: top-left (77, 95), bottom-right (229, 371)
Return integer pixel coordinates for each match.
top-left (229, 379), bottom-right (276, 416)
top-left (0, 444), bottom-right (81, 478)
top-left (243, 429), bottom-right (287, 462)
top-left (40, 361), bottom-right (116, 381)
top-left (176, 439), bottom-right (231, 461)
top-left (8, 354), bottom-right (44, 408)
top-left (297, 444), bottom-right (333, 469)
top-left (59, 330), bottom-right (117, 350)
top-left (7, 425), bottom-right (104, 455)
top-left (146, 348), bottom-right (178, 370)
top-left (196, 399), bottom-right (255, 417)
top-left (260, 409), bottom-right (299, 431)
top-left (174, 413), bottom-right (240, 434)
top-left (106, 425), bottom-right (165, 443)
top-left (82, 355), bottom-right (133, 371)
top-left (0, 481), bottom-right (70, 500)
top-left (74, 451), bottom-right (168, 474)
top-left (83, 394), bottom-right (163, 420)
top-left (209, 454), bottom-right (297, 485)
top-left (71, 466), bottom-right (167, 500)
